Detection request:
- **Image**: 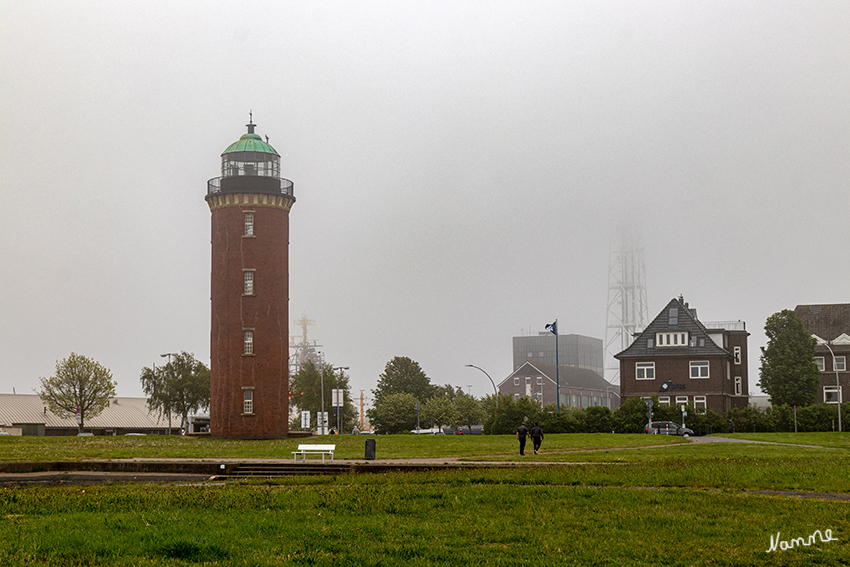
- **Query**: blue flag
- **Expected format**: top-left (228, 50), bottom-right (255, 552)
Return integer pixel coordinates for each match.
top-left (545, 321), bottom-right (557, 335)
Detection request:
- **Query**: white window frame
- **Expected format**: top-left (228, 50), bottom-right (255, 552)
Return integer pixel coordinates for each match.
top-left (675, 395), bottom-right (688, 408)
top-left (243, 330), bottom-right (254, 355)
top-left (513, 377), bottom-right (519, 386)
top-left (243, 269), bottom-right (255, 295)
top-left (636, 362), bottom-right (655, 380)
top-left (243, 387), bottom-right (254, 414)
top-left (244, 211), bottom-right (254, 236)
top-left (689, 361), bottom-right (709, 379)
top-left (735, 376), bottom-right (742, 396)
top-left (734, 346), bottom-right (741, 365)
top-left (658, 396), bottom-right (670, 407)
top-left (835, 356), bottom-right (846, 372)
top-left (656, 332), bottom-right (689, 347)
top-left (815, 357), bottom-right (825, 372)
top-left (536, 376), bottom-right (543, 385)
top-left (824, 386), bottom-right (842, 404)
top-left (694, 396), bottom-right (707, 413)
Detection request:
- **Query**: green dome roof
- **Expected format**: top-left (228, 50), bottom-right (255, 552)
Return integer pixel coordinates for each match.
top-left (222, 124), bottom-right (279, 156)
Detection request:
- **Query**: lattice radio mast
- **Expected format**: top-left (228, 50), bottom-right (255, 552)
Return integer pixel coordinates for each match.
top-left (604, 233), bottom-right (649, 385)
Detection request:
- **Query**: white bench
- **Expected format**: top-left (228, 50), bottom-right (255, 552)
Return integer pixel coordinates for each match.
top-left (292, 444), bottom-right (336, 462)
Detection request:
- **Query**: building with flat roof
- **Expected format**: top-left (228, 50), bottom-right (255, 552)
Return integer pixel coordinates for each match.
top-left (513, 332), bottom-right (604, 377)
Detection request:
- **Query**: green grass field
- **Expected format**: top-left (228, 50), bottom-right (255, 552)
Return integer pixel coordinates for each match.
top-left (0, 433), bottom-right (848, 566)
top-left (0, 432), bottom-right (687, 461)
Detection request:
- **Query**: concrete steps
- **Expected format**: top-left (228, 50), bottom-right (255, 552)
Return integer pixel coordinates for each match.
top-left (223, 462), bottom-right (351, 478)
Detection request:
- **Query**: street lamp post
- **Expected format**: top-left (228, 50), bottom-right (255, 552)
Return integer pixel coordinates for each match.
top-left (821, 341), bottom-right (843, 432)
top-left (160, 352), bottom-right (178, 435)
top-left (333, 366), bottom-right (349, 434)
top-left (464, 365), bottom-right (498, 410)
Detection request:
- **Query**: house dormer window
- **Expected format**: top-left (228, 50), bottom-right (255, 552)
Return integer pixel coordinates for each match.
top-left (656, 332), bottom-right (688, 347)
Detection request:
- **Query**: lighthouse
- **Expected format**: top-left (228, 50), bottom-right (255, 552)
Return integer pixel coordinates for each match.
top-left (206, 118), bottom-right (295, 438)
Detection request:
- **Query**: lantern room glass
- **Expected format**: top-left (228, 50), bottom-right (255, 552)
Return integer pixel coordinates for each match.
top-left (222, 151), bottom-right (280, 179)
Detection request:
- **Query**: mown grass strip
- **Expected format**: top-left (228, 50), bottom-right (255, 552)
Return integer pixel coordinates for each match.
top-left (0, 472), bottom-right (847, 566)
top-left (0, 433), bottom-right (686, 462)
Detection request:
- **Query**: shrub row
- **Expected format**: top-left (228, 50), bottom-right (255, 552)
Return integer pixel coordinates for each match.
top-left (484, 394), bottom-right (849, 435)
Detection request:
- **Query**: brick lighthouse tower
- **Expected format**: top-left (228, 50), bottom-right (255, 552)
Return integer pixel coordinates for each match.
top-left (206, 118), bottom-right (295, 438)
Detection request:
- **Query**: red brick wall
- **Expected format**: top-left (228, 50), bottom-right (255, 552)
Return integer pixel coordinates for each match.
top-left (209, 200), bottom-right (291, 438)
top-left (620, 354), bottom-right (739, 414)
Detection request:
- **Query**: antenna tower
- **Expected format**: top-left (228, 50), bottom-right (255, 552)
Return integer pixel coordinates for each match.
top-left (604, 233), bottom-right (649, 385)
top-left (289, 314), bottom-right (323, 376)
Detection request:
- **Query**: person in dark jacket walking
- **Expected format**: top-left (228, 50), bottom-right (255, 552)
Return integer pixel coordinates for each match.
top-left (530, 422), bottom-right (544, 454)
top-left (516, 423), bottom-right (529, 455)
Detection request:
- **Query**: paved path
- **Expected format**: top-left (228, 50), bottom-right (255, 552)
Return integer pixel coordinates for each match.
top-left (687, 435), bottom-right (835, 449)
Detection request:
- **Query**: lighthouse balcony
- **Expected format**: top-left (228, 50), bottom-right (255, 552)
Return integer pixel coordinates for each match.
top-left (207, 176), bottom-right (294, 198)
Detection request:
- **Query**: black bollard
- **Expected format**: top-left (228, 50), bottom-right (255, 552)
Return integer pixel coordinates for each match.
top-left (365, 438), bottom-right (376, 460)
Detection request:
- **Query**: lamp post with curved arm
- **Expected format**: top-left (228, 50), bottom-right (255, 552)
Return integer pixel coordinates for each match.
top-left (465, 365), bottom-right (498, 410)
top-left (821, 341), bottom-right (842, 433)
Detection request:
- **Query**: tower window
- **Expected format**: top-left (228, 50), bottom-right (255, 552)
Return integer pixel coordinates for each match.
top-left (734, 346), bottom-right (742, 365)
top-left (243, 330), bottom-right (254, 355)
top-left (244, 212), bottom-right (254, 236)
top-left (735, 376), bottom-right (742, 395)
top-left (243, 388), bottom-right (254, 414)
top-left (243, 270), bottom-right (254, 295)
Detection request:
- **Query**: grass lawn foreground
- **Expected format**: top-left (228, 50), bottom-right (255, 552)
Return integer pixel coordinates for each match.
top-left (0, 433), bottom-right (848, 566)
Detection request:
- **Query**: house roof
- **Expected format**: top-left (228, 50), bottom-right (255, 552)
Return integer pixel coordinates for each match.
top-left (794, 304), bottom-right (850, 342)
top-left (500, 361), bottom-right (613, 391)
top-left (0, 394), bottom-right (182, 429)
top-left (615, 297), bottom-right (729, 359)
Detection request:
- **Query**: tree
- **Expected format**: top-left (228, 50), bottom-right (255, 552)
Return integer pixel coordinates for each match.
top-left (38, 353), bottom-right (117, 432)
top-left (372, 357), bottom-right (436, 406)
top-left (422, 395), bottom-right (459, 430)
top-left (455, 394), bottom-right (486, 432)
top-left (369, 392), bottom-right (418, 434)
top-left (140, 351), bottom-right (210, 433)
top-left (289, 360), bottom-right (356, 432)
top-left (758, 310), bottom-right (820, 407)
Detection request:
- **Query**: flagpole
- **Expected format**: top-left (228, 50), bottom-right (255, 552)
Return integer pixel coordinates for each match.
top-left (555, 320), bottom-right (560, 412)
top-left (546, 319), bottom-right (560, 412)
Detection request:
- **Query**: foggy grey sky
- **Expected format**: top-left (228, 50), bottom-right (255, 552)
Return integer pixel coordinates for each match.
top-left (2, 1), bottom-right (849, 405)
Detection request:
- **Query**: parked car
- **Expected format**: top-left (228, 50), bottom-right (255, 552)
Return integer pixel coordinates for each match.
top-left (645, 421), bottom-right (694, 437)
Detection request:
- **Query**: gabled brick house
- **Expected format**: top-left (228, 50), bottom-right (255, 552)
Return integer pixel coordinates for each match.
top-left (498, 361), bottom-right (619, 409)
top-left (794, 304), bottom-right (849, 405)
top-left (616, 297), bottom-right (749, 414)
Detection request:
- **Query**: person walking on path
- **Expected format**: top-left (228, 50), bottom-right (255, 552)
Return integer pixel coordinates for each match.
top-left (530, 422), bottom-right (544, 454)
top-left (516, 423), bottom-right (529, 455)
